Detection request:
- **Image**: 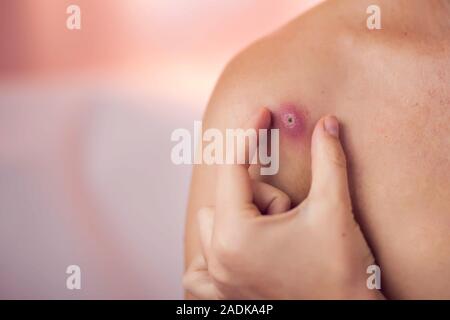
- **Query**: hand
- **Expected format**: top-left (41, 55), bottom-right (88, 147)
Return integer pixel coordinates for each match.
top-left (183, 108), bottom-right (384, 299)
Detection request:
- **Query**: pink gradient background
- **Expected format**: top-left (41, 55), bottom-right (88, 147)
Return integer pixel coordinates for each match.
top-left (0, 0), bottom-right (322, 299)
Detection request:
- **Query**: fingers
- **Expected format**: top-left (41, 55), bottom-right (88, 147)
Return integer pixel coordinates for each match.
top-left (183, 255), bottom-right (218, 299)
top-left (216, 107), bottom-right (272, 216)
top-left (251, 180), bottom-right (291, 215)
top-left (307, 115), bottom-right (352, 208)
top-left (197, 207), bottom-right (214, 259)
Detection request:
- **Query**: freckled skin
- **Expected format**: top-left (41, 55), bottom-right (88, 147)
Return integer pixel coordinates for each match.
top-left (272, 105), bottom-right (308, 139)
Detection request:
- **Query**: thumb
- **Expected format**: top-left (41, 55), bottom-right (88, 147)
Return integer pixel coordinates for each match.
top-left (307, 115), bottom-right (351, 207)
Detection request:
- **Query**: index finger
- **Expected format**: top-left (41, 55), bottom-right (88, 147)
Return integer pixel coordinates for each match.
top-left (216, 107), bottom-right (272, 217)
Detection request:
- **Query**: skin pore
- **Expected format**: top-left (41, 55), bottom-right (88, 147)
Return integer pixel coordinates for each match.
top-left (186, 0), bottom-right (450, 299)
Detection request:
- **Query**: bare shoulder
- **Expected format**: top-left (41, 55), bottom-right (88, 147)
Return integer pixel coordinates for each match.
top-left (205, 0), bottom-right (450, 146)
top-left (187, 1), bottom-right (450, 298)
top-left (198, 0), bottom-right (450, 202)
top-left (203, 0), bottom-right (383, 129)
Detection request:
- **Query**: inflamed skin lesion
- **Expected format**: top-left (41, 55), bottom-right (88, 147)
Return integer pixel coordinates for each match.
top-left (272, 104), bottom-right (309, 139)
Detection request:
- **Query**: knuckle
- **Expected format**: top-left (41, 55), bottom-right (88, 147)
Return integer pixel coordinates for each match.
top-left (209, 231), bottom-right (247, 286)
top-left (182, 271), bottom-right (194, 291)
top-left (208, 256), bottom-right (232, 287)
top-left (277, 193), bottom-right (291, 210)
top-left (213, 233), bottom-right (241, 263)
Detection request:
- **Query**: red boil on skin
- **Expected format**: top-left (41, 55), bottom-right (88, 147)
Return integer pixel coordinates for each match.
top-left (272, 104), bottom-right (307, 138)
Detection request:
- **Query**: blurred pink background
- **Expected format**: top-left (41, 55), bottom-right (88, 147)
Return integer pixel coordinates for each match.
top-left (0, 0), bottom-right (321, 299)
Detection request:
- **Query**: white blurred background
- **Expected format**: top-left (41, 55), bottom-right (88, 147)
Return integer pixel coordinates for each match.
top-left (0, 0), bottom-right (321, 299)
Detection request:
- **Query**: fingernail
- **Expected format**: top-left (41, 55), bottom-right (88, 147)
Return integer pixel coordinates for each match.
top-left (323, 116), bottom-right (339, 138)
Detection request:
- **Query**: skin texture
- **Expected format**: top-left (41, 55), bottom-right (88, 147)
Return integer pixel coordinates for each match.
top-left (186, 0), bottom-right (450, 299)
top-left (183, 112), bottom-right (385, 299)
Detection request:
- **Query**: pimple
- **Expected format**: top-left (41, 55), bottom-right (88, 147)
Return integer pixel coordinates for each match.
top-left (273, 104), bottom-right (307, 138)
